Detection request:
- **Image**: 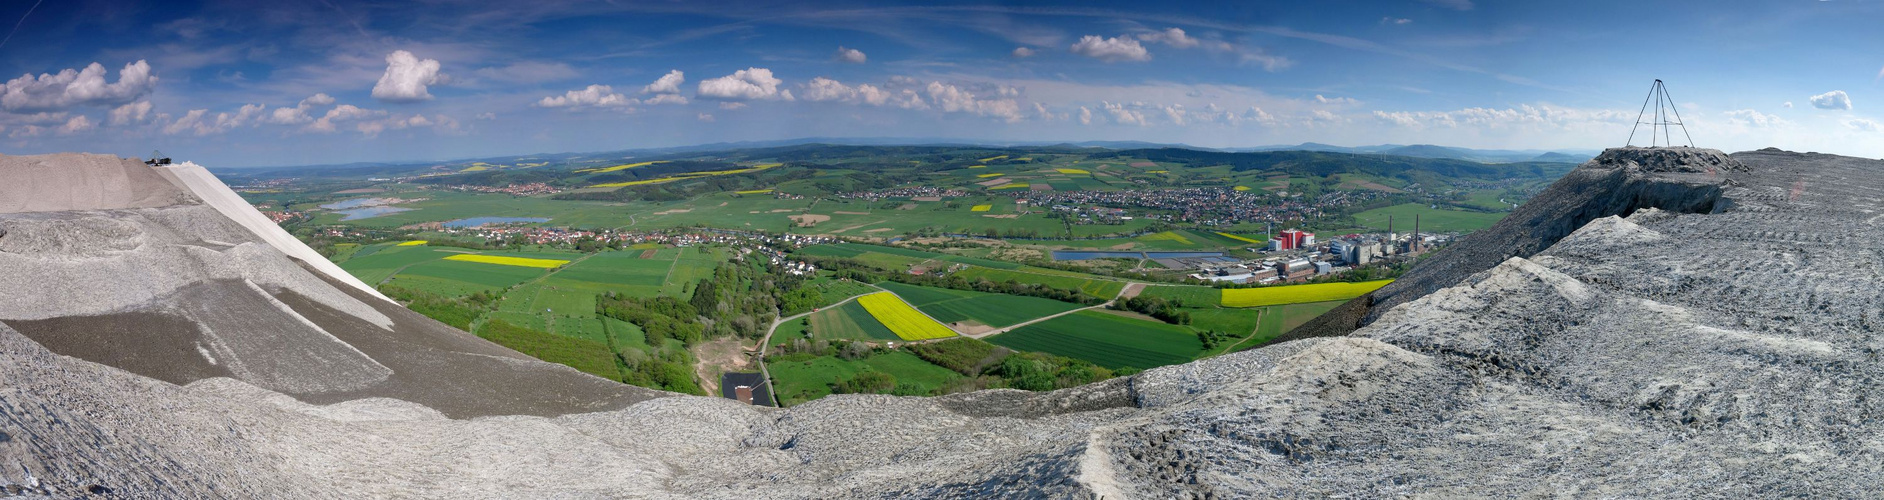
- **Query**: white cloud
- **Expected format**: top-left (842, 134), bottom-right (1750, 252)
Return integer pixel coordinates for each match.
top-left (302, 93), bottom-right (335, 107)
top-left (355, 113), bottom-right (461, 137)
top-left (0, 60), bottom-right (157, 112)
top-left (925, 81), bottom-right (1022, 122)
top-left (1724, 109), bottom-right (1789, 128)
top-left (802, 77), bottom-right (855, 102)
top-left (1371, 104), bottom-right (1631, 130)
top-left (697, 67), bottom-right (789, 100)
top-left (308, 104), bottom-right (386, 133)
top-left (835, 46), bottom-right (867, 64)
top-left (1314, 94), bottom-right (1361, 105)
top-left (641, 70), bottom-right (685, 94)
top-left (537, 84), bottom-right (635, 109)
top-left (1847, 118), bottom-right (1881, 132)
top-left (263, 94), bottom-right (334, 125)
top-left (1012, 47), bottom-right (1036, 58)
top-left (718, 101), bottom-right (746, 110)
top-left (1783, 101), bottom-right (1793, 108)
top-left (476, 112), bottom-right (496, 120)
top-left (1102, 101), bottom-right (1147, 126)
top-left (1070, 35), bottom-right (1150, 62)
top-left (1137, 28), bottom-right (1199, 48)
top-left (644, 93), bottom-right (689, 105)
top-left (697, 112), bottom-right (714, 122)
top-left (108, 100), bottom-right (153, 126)
top-left (57, 115), bottom-right (94, 134)
top-left (1079, 106), bottom-right (1092, 125)
top-left (1810, 90), bottom-right (1851, 110)
top-left (371, 50), bottom-right (446, 103)
top-left (799, 77), bottom-right (927, 110)
top-left (1382, 17), bottom-right (1413, 25)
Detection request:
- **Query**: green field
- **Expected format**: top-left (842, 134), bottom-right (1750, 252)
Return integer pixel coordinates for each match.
top-left (874, 281), bottom-right (1083, 328)
top-left (768, 350), bottom-right (964, 406)
top-left (1136, 285), bottom-right (1222, 307)
top-left (988, 311), bottom-right (1205, 370)
top-left (805, 300), bottom-right (901, 341)
top-left (1352, 203), bottom-right (1506, 233)
top-left (953, 267), bottom-right (1126, 299)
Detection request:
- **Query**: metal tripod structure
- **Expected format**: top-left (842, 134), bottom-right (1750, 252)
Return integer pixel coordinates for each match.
top-left (1627, 79), bottom-right (1694, 148)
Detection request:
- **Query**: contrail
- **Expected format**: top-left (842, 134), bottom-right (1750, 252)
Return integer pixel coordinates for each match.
top-left (0, 0), bottom-right (44, 50)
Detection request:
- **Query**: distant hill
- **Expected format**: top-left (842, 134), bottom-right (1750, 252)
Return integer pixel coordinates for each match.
top-left (1382, 144), bottom-right (1474, 160)
top-left (1531, 152), bottom-right (1590, 163)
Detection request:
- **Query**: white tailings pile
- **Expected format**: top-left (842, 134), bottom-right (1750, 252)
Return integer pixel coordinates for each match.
top-left (152, 162), bottom-right (391, 303)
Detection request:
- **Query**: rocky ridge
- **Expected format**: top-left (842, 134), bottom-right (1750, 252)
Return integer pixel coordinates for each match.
top-left (3, 147), bottom-right (1882, 497)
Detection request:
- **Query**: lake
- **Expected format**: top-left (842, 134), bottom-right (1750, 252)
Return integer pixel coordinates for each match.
top-left (1051, 250), bottom-right (1228, 261)
top-left (443, 217), bottom-right (551, 228)
top-left (321, 197), bottom-right (395, 210)
top-left (335, 206), bottom-right (412, 220)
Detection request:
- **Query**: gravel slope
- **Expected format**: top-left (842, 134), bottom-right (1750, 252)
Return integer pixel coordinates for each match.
top-left (5, 149), bottom-right (1884, 497)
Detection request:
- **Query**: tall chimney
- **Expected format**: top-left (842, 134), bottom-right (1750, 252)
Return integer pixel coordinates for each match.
top-left (1414, 214), bottom-right (1421, 251)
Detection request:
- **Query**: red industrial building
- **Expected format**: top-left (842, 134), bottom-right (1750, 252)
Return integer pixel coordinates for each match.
top-left (1275, 229), bottom-right (1315, 250)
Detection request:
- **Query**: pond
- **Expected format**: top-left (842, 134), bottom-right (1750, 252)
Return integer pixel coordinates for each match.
top-left (443, 217), bottom-right (551, 228)
top-left (320, 197), bottom-right (396, 210)
top-left (334, 206), bottom-right (412, 220)
top-left (1051, 250), bottom-right (1229, 261)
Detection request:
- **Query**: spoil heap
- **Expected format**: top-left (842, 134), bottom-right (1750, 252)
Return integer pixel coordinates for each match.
top-left (4, 148), bottom-right (1882, 497)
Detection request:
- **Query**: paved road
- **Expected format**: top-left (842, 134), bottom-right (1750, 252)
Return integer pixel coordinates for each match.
top-left (751, 285), bottom-right (883, 407)
top-left (962, 282), bottom-right (1144, 339)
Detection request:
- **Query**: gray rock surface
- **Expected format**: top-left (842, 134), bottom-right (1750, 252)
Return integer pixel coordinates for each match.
top-left (4, 148), bottom-right (1883, 497)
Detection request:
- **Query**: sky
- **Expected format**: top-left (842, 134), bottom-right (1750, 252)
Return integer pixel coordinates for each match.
top-left (0, 0), bottom-right (1881, 167)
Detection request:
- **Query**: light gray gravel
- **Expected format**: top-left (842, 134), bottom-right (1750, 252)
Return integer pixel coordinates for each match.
top-left (4, 148), bottom-right (1884, 497)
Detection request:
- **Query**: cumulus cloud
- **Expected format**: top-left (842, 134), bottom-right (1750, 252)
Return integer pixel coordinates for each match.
top-left (644, 93), bottom-right (689, 105)
top-left (356, 113), bottom-right (460, 137)
top-left (641, 70), bottom-right (684, 94)
top-left (1382, 17), bottom-right (1413, 25)
top-left (1070, 35), bottom-right (1150, 62)
top-left (108, 100), bottom-right (153, 126)
top-left (0, 60), bottom-right (157, 112)
top-left (718, 102), bottom-right (745, 110)
top-left (1102, 101), bottom-right (1147, 126)
top-left (834, 46), bottom-right (867, 64)
top-left (1012, 47), bottom-right (1035, 58)
top-left (371, 50), bottom-right (447, 103)
top-left (1136, 28), bottom-right (1199, 48)
top-left (1314, 94), bottom-right (1360, 105)
top-left (924, 81), bottom-right (1021, 122)
top-left (1724, 109), bottom-right (1789, 128)
top-left (1847, 118), bottom-right (1881, 132)
top-left (1783, 101), bottom-right (1793, 108)
top-left (697, 67), bottom-right (790, 101)
top-left (261, 93), bottom-right (337, 125)
top-left (57, 115), bottom-right (94, 134)
top-left (308, 104), bottom-right (386, 133)
top-left (162, 104), bottom-right (268, 135)
top-left (1079, 106), bottom-right (1092, 125)
top-left (537, 84), bottom-right (635, 109)
top-left (1810, 90), bottom-right (1851, 110)
top-left (1371, 104), bottom-right (1632, 130)
top-left (475, 112), bottom-right (496, 120)
top-left (697, 112), bottom-right (714, 122)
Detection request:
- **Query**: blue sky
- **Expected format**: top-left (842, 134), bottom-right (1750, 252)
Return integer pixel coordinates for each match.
top-left (0, 0), bottom-right (1880, 167)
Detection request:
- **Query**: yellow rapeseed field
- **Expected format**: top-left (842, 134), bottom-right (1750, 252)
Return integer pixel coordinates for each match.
top-left (396, 240), bottom-right (428, 246)
top-left (857, 292), bottom-right (956, 341)
top-left (970, 204), bottom-right (993, 212)
top-left (444, 254), bottom-right (571, 269)
top-left (967, 165), bottom-right (986, 169)
top-left (990, 183), bottom-right (1030, 190)
top-left (1056, 168), bottom-right (1090, 174)
top-left (1220, 280), bottom-right (1393, 308)
top-left (576, 160), bottom-right (666, 174)
top-left (1234, 185), bottom-right (1252, 191)
top-left (1214, 232), bottom-right (1264, 244)
top-left (588, 163), bottom-right (781, 188)
top-left (975, 172), bottom-right (1005, 178)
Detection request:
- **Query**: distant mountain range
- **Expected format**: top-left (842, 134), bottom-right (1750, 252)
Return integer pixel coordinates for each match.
top-left (217, 137), bottom-right (1600, 174)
